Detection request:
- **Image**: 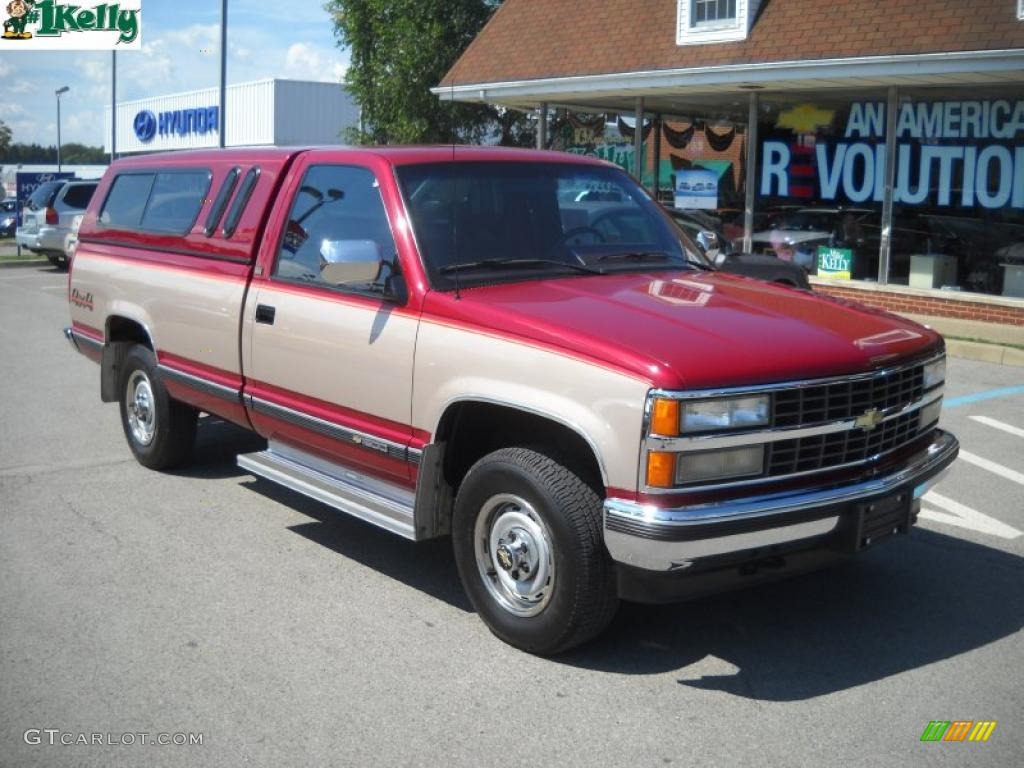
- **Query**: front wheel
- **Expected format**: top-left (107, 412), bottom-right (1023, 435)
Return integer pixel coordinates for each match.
top-left (452, 447), bottom-right (618, 654)
top-left (118, 345), bottom-right (198, 470)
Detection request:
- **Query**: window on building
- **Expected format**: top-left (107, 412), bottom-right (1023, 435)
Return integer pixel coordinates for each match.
top-left (753, 90), bottom-right (885, 282)
top-left (889, 86), bottom-right (1024, 297)
top-left (678, 0), bottom-right (746, 45)
top-left (692, 0), bottom-right (737, 26)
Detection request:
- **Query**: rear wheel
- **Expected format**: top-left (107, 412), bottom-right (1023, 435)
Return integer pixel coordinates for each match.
top-left (118, 346), bottom-right (197, 469)
top-left (46, 253), bottom-right (66, 269)
top-left (452, 447), bottom-right (618, 654)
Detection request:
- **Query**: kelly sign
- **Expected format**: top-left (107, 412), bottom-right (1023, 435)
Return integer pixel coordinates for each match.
top-left (0, 1), bottom-right (142, 50)
top-left (817, 246), bottom-right (852, 280)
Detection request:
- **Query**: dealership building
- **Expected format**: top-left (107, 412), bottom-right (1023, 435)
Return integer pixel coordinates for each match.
top-left (105, 78), bottom-right (359, 155)
top-left (438, 0), bottom-right (1024, 325)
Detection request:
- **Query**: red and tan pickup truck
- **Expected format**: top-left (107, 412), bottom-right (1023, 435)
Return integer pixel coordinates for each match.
top-left (65, 146), bottom-right (958, 654)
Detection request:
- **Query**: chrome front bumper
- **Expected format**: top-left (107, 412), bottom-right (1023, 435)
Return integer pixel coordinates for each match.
top-left (604, 430), bottom-right (959, 572)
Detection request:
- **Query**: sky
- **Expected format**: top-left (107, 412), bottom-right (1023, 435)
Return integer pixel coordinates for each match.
top-left (0, 0), bottom-right (351, 147)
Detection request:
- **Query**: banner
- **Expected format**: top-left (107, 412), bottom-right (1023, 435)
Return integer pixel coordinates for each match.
top-left (760, 99), bottom-right (1024, 210)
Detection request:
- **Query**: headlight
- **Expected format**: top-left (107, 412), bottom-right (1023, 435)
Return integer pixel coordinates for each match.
top-left (680, 395), bottom-right (770, 433)
top-left (922, 357), bottom-right (945, 390)
top-left (675, 445), bottom-right (764, 484)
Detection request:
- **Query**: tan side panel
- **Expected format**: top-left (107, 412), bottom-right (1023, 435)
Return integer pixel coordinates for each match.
top-left (413, 322), bottom-right (649, 490)
top-left (246, 285), bottom-right (418, 427)
top-left (70, 252), bottom-right (247, 376)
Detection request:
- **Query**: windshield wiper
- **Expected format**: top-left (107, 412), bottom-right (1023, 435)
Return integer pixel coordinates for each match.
top-left (439, 258), bottom-right (602, 276)
top-left (593, 251), bottom-right (712, 271)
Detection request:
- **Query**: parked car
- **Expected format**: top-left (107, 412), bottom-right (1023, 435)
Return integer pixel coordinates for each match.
top-left (750, 207), bottom-right (875, 273)
top-left (1, 197), bottom-right (17, 237)
top-left (665, 207), bottom-right (811, 289)
top-left (64, 213), bottom-right (84, 262)
top-left (65, 147), bottom-right (957, 654)
top-left (16, 179), bottom-right (98, 268)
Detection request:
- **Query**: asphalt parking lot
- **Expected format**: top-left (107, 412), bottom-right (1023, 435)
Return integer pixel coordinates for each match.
top-left (1, 266), bottom-right (1022, 767)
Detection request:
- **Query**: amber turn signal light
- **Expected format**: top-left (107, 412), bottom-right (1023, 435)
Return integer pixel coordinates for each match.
top-left (646, 451), bottom-right (676, 488)
top-left (650, 398), bottom-right (680, 436)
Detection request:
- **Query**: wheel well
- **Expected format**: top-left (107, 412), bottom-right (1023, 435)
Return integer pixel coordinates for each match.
top-left (100, 317), bottom-right (153, 402)
top-left (773, 278), bottom-right (797, 287)
top-left (435, 401), bottom-right (605, 496)
top-left (106, 316), bottom-right (153, 350)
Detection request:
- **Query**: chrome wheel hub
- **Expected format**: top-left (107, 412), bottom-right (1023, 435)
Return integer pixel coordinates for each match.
top-left (474, 494), bottom-right (555, 617)
top-left (126, 370), bottom-right (156, 446)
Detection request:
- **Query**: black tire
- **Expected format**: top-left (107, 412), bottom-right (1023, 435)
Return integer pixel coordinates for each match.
top-left (452, 447), bottom-right (618, 655)
top-left (118, 345), bottom-right (197, 470)
top-left (46, 253), bottom-right (63, 268)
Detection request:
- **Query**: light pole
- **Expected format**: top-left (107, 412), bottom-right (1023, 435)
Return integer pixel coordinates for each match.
top-left (218, 0), bottom-right (227, 148)
top-left (55, 85), bottom-right (70, 171)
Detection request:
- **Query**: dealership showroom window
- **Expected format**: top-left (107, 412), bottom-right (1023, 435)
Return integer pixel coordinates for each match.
top-left (751, 85), bottom-right (1024, 297)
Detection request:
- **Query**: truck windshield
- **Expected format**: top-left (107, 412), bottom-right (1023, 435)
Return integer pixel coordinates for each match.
top-left (396, 161), bottom-right (700, 289)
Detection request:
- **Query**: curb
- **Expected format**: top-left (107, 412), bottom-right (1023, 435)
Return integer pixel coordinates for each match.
top-left (0, 259), bottom-right (50, 269)
top-left (945, 339), bottom-right (1024, 368)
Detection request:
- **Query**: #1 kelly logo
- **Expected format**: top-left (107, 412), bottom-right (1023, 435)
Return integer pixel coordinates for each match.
top-left (1, 0), bottom-right (141, 49)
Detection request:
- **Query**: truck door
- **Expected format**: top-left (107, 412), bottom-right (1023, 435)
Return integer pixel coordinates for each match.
top-left (242, 157), bottom-right (420, 487)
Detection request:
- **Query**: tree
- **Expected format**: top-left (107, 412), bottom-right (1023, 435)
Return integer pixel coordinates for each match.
top-left (326, 0), bottom-right (534, 146)
top-left (0, 120), bottom-right (11, 156)
top-left (0, 141), bottom-right (107, 165)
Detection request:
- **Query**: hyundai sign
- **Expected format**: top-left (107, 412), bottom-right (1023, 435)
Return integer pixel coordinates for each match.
top-left (133, 110), bottom-right (156, 142)
top-left (133, 106), bottom-right (219, 143)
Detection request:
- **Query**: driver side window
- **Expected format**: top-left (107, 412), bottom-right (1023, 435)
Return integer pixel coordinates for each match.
top-left (273, 165), bottom-right (397, 293)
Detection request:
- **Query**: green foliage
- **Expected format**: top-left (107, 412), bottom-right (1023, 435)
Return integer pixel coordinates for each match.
top-left (326, 0), bottom-right (535, 146)
top-left (0, 120), bottom-right (11, 155)
top-left (0, 141), bottom-right (108, 165)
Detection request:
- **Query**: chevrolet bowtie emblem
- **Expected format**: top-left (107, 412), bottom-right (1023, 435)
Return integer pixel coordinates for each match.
top-left (855, 408), bottom-right (884, 431)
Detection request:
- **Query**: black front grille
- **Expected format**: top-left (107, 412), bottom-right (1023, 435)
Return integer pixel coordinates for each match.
top-left (766, 410), bottom-right (922, 476)
top-left (773, 364), bottom-right (925, 427)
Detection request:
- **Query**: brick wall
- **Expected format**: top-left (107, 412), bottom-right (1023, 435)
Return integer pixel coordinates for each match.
top-left (813, 283), bottom-right (1024, 327)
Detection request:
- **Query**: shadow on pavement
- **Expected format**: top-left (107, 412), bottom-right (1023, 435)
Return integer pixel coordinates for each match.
top-left (227, 435), bottom-right (1022, 698)
top-left (242, 477), bottom-right (472, 613)
top-left (169, 416), bottom-right (266, 480)
top-left (558, 528), bottom-right (1023, 699)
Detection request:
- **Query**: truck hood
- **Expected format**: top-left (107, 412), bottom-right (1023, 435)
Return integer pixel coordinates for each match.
top-left (422, 271), bottom-right (942, 390)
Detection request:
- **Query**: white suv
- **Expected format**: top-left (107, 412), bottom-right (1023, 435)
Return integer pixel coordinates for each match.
top-left (16, 180), bottom-right (98, 268)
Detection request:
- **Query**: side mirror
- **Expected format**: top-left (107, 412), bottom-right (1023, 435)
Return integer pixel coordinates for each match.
top-left (319, 239), bottom-right (382, 285)
top-left (696, 230), bottom-right (720, 255)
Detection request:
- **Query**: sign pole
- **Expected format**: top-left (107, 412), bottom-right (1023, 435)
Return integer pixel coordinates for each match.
top-left (633, 98), bottom-right (644, 183)
top-left (219, 0), bottom-right (227, 148)
top-left (111, 51), bottom-right (116, 163)
top-left (742, 92), bottom-right (758, 255)
top-left (878, 86), bottom-right (898, 285)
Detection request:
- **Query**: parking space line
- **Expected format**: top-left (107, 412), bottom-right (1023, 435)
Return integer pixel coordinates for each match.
top-left (970, 415), bottom-right (1024, 439)
top-left (944, 386), bottom-right (1024, 409)
top-left (957, 450), bottom-right (1024, 487)
top-left (920, 491), bottom-right (1023, 539)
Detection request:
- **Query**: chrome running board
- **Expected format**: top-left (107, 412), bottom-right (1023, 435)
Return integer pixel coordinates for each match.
top-left (238, 441), bottom-right (417, 540)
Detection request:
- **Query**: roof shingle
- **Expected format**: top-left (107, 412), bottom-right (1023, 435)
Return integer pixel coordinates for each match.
top-left (442, 0), bottom-right (1024, 86)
